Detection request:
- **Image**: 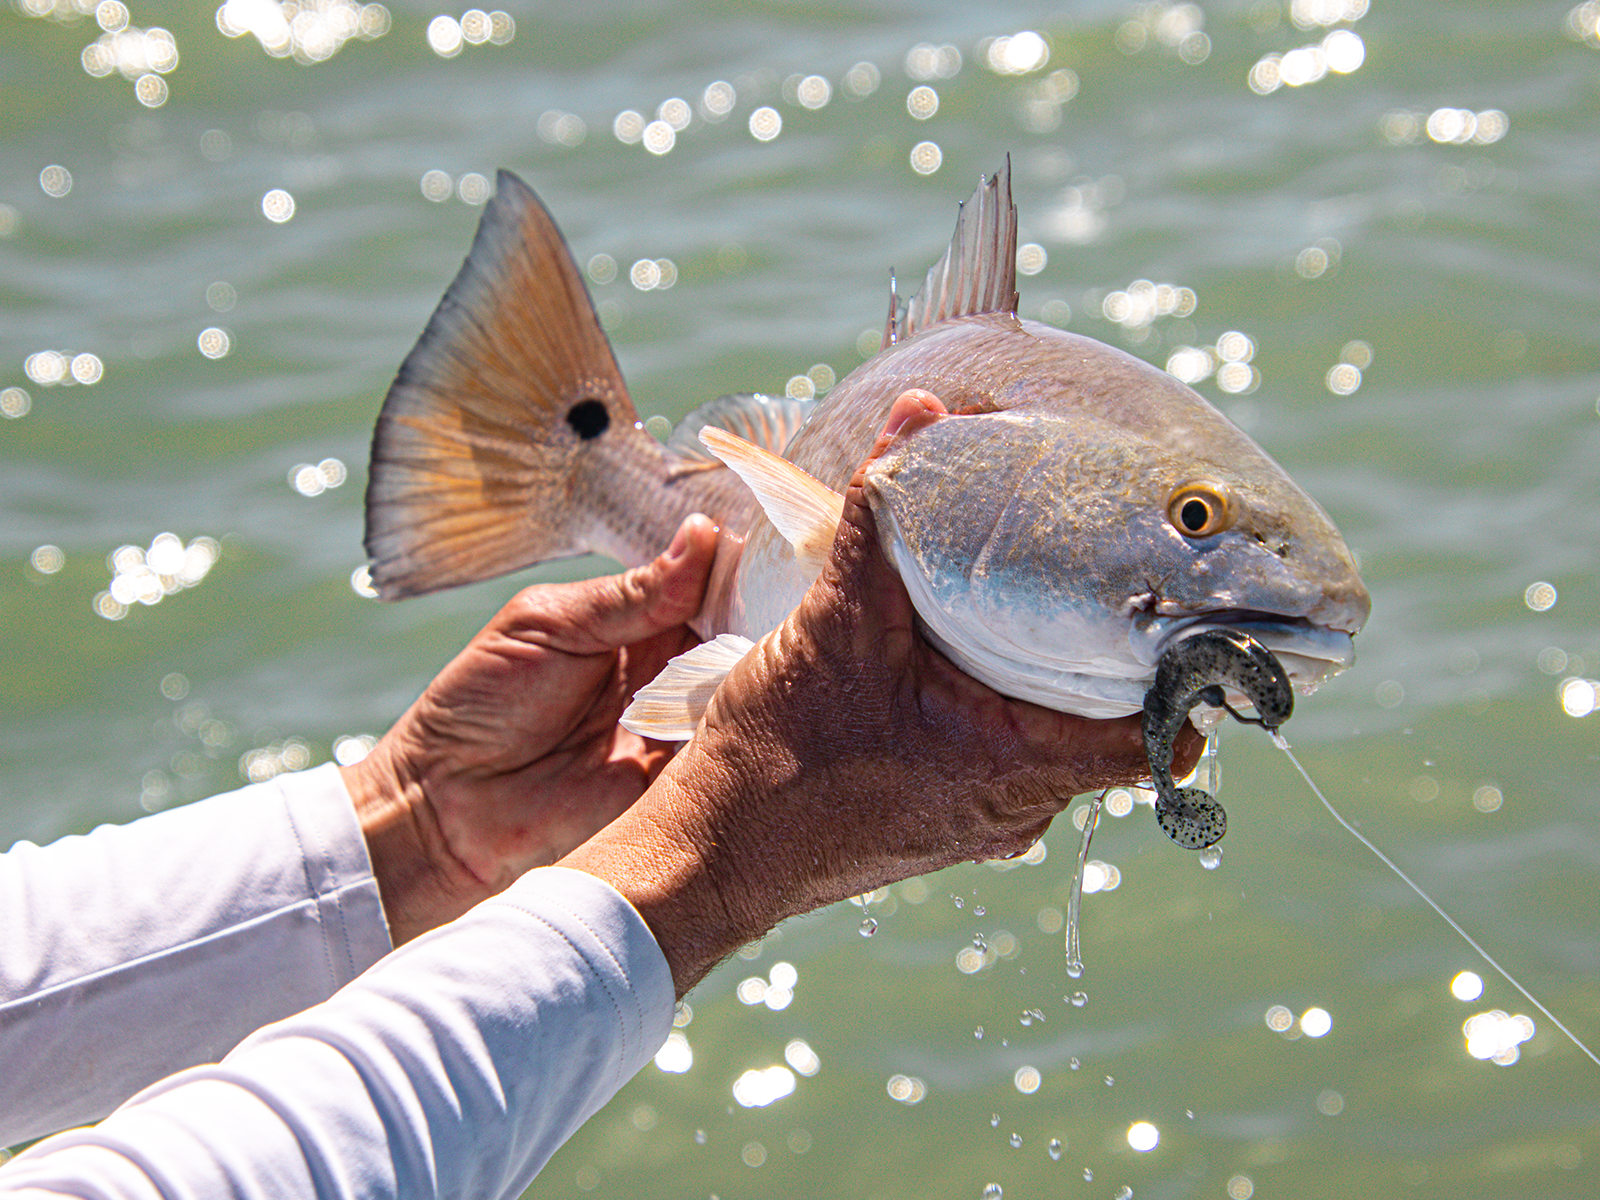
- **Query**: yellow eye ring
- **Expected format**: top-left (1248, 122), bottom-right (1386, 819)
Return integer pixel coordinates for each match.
top-left (1167, 480), bottom-right (1233, 538)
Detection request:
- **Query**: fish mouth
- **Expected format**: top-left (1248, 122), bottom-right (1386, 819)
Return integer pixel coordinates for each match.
top-left (1133, 611), bottom-right (1357, 696)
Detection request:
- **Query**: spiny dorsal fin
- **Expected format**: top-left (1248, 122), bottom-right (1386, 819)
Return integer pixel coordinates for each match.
top-left (665, 392), bottom-right (816, 468)
top-left (620, 633), bottom-right (756, 740)
top-left (365, 170), bottom-right (641, 599)
top-left (888, 156), bottom-right (1019, 346)
top-left (698, 426), bottom-right (844, 578)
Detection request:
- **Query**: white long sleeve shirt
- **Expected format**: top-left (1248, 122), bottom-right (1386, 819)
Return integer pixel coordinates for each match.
top-left (0, 765), bottom-right (675, 1198)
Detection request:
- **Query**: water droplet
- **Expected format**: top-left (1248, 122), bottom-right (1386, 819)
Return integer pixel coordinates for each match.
top-left (974, 1025), bottom-right (985, 1040)
top-left (1010, 1132), bottom-right (1023, 1149)
top-left (694, 1129), bottom-right (707, 1145)
top-left (953, 896), bottom-right (965, 909)
top-left (1083, 1168), bottom-right (1094, 1182)
top-left (973, 934), bottom-right (988, 952)
top-left (1186, 1109), bottom-right (1195, 1120)
top-left (1199, 845), bottom-right (1223, 870)
top-left (1069, 1057), bottom-right (1081, 1071)
top-left (1047, 1137), bottom-right (1063, 1161)
top-left (1065, 960), bottom-right (1084, 979)
top-left (1104, 1075), bottom-right (1115, 1087)
top-left (982, 1186), bottom-right (1003, 1200)
top-left (1116, 1187), bottom-right (1133, 1200)
top-left (1070, 991), bottom-right (1088, 1007)
top-left (1020, 1012), bottom-right (1032, 1027)
top-left (974, 905), bottom-right (987, 916)
top-left (990, 1113), bottom-right (1001, 1128)
top-left (859, 918), bottom-right (878, 937)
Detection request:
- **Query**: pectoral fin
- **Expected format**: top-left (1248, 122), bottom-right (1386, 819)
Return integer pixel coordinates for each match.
top-left (620, 633), bottom-right (756, 740)
top-left (698, 427), bottom-right (844, 577)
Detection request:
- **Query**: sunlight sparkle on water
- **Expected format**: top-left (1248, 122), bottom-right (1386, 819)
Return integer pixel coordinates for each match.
top-left (1126, 1120), bottom-right (1159, 1152)
top-left (733, 1065), bottom-right (795, 1108)
top-left (1451, 971), bottom-right (1484, 1002)
top-left (700, 80), bottom-right (735, 119)
top-left (2, 388), bottom-right (33, 419)
top-left (1013, 1065), bottom-right (1041, 1094)
top-left (217, 0), bottom-right (391, 64)
top-left (886, 1074), bottom-right (926, 1104)
top-left (985, 31), bottom-right (1048, 75)
top-left (905, 42), bottom-right (960, 79)
top-left (784, 1038), bottom-right (819, 1076)
top-left (906, 85), bottom-right (939, 120)
top-left (1560, 678), bottom-right (1597, 718)
top-left (910, 141), bottom-right (942, 175)
top-left (1227, 1176), bottom-right (1255, 1199)
top-left (30, 545), bottom-right (65, 575)
top-left (843, 61), bottom-right (880, 97)
top-left (96, 533), bottom-right (218, 620)
top-left (1524, 581), bottom-right (1557, 611)
top-left (653, 1030), bottom-right (692, 1073)
top-left (261, 188), bottom-right (295, 222)
top-left (748, 107), bottom-right (781, 142)
top-left (333, 734), bottom-right (376, 765)
top-left (1300, 1007), bottom-right (1332, 1037)
top-left (198, 327), bottom-right (231, 359)
top-left (1380, 108), bottom-right (1509, 146)
top-left (1464, 1010), bottom-right (1535, 1064)
top-left (794, 75), bottom-right (830, 110)
top-left (289, 458), bottom-right (347, 496)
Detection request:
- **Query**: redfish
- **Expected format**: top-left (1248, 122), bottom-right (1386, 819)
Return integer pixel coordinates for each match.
top-left (365, 162), bottom-right (1368, 740)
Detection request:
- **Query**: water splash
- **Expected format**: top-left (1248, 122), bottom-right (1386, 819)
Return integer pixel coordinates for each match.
top-left (1272, 733), bottom-right (1600, 1068)
top-left (1065, 789), bottom-right (1105, 976)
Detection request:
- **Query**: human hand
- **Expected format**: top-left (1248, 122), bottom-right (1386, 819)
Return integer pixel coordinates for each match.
top-left (343, 514), bottom-right (720, 945)
top-left (562, 392), bottom-right (1202, 995)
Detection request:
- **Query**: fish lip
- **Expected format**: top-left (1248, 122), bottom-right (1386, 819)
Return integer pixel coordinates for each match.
top-left (1134, 610), bottom-right (1357, 677)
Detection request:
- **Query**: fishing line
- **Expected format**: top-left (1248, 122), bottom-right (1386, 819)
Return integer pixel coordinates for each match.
top-left (1271, 732), bottom-right (1600, 1069)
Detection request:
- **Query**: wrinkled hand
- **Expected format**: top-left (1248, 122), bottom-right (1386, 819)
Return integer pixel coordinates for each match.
top-left (563, 392), bottom-right (1201, 996)
top-left (343, 515), bottom-right (720, 944)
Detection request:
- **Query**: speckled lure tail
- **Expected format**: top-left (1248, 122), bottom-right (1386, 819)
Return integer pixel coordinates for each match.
top-left (1141, 629), bottom-right (1295, 850)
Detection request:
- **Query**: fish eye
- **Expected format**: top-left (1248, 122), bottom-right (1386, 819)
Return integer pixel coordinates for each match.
top-left (1167, 481), bottom-right (1233, 538)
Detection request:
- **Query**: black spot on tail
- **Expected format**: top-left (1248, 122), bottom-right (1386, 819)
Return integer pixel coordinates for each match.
top-left (567, 399), bottom-right (609, 439)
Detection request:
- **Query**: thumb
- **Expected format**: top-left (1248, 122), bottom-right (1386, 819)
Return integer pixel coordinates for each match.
top-left (542, 513), bottom-right (719, 653)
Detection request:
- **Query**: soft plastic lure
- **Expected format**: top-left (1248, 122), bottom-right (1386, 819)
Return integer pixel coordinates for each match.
top-left (1141, 629), bottom-right (1294, 849)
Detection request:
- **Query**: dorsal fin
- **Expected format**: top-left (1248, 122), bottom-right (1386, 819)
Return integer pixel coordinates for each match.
top-left (887, 156), bottom-right (1019, 346)
top-left (665, 392), bottom-right (815, 468)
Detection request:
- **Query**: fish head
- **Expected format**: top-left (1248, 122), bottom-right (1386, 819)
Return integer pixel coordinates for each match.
top-left (862, 370), bottom-right (1370, 719)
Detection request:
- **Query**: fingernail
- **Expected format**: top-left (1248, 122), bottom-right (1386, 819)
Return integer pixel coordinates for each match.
top-left (665, 520), bottom-right (691, 562)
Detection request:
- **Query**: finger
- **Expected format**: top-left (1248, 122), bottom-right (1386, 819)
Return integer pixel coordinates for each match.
top-left (812, 390), bottom-right (950, 650)
top-left (518, 513), bottom-right (719, 654)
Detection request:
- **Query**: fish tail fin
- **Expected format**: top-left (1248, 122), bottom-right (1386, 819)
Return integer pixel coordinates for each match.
top-left (365, 170), bottom-right (662, 599)
top-left (894, 155), bottom-right (1019, 342)
top-left (620, 633), bottom-right (756, 740)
